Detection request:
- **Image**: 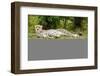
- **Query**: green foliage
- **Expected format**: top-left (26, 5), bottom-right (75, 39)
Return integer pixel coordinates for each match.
top-left (28, 15), bottom-right (39, 33)
top-left (28, 15), bottom-right (88, 39)
top-left (39, 16), bottom-right (60, 29)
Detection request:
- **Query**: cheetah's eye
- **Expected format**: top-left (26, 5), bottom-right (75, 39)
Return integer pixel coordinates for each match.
top-left (36, 28), bottom-right (39, 30)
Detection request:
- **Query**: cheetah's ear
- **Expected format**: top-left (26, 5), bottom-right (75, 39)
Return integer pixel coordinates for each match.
top-left (35, 25), bottom-right (38, 29)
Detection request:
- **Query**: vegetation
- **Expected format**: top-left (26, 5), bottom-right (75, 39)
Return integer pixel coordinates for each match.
top-left (28, 15), bottom-right (88, 39)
